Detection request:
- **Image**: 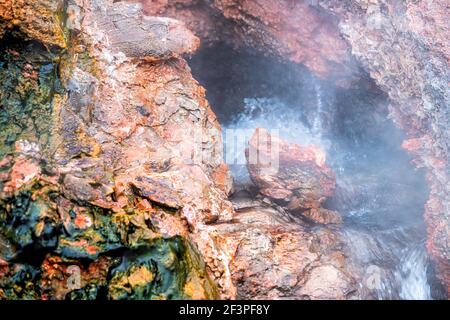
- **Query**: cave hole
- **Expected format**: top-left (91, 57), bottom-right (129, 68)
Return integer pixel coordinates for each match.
top-left (188, 42), bottom-right (446, 299)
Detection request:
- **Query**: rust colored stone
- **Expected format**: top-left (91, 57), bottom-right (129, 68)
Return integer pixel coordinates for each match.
top-left (0, 0), bottom-right (66, 48)
top-left (137, 0), bottom-right (359, 85)
top-left (246, 128), bottom-right (336, 211)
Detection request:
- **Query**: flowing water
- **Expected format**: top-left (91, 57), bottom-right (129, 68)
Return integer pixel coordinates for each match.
top-left (222, 91), bottom-right (437, 300)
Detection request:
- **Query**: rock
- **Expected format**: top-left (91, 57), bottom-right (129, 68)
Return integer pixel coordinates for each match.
top-left (0, 0), bottom-right (66, 48)
top-left (130, 1), bottom-right (450, 295)
top-left (210, 163), bottom-right (233, 196)
top-left (0, 233), bottom-right (14, 261)
top-left (0, 263), bottom-right (40, 299)
top-left (316, 0), bottom-right (450, 297)
top-left (302, 208), bottom-right (342, 225)
top-left (131, 3), bottom-right (450, 294)
top-left (62, 174), bottom-right (98, 202)
top-left (67, 67), bottom-right (98, 123)
top-left (1, 0), bottom-right (448, 300)
top-left (298, 264), bottom-right (354, 300)
top-left (0, 167), bottom-right (60, 251)
top-left (98, 2), bottom-right (200, 60)
top-left (0, 0), bottom-right (234, 299)
top-left (246, 128), bottom-right (336, 211)
top-left (136, 0), bottom-right (360, 85)
top-left (40, 255), bottom-right (113, 300)
top-left (130, 176), bottom-right (183, 209)
top-left (106, 238), bottom-right (218, 300)
top-left (2, 156), bottom-right (40, 197)
top-left (215, 206), bottom-right (357, 299)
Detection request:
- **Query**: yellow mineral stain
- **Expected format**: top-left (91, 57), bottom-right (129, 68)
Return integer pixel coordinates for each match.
top-left (127, 266), bottom-right (154, 287)
top-left (184, 278), bottom-right (207, 300)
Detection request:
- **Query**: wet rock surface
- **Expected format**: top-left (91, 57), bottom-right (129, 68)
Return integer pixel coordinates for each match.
top-left (246, 128), bottom-right (340, 224)
top-left (148, 0), bottom-right (450, 297)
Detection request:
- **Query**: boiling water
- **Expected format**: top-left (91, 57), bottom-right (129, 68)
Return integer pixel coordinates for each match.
top-left (223, 93), bottom-right (435, 300)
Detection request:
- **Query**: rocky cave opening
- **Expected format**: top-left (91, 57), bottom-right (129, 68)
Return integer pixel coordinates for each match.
top-left (0, 0), bottom-right (447, 301)
top-left (189, 42), bottom-right (446, 299)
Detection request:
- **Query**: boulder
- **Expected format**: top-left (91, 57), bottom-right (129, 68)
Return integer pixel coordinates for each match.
top-left (246, 128), bottom-right (336, 212)
top-left (215, 206), bottom-right (357, 299)
top-left (98, 2), bottom-right (199, 60)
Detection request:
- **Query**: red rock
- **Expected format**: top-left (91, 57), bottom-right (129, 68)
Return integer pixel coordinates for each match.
top-left (2, 156), bottom-right (40, 197)
top-left (211, 163), bottom-right (233, 196)
top-left (73, 212), bottom-right (93, 230)
top-left (1, 0), bottom-right (447, 299)
top-left (246, 128), bottom-right (336, 211)
top-left (0, 155), bottom-right (12, 168)
top-left (40, 255), bottom-right (112, 300)
top-left (137, 0), bottom-right (359, 85)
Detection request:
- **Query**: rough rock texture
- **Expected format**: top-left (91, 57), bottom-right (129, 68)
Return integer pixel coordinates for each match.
top-left (139, 0), bottom-right (450, 296)
top-left (99, 0), bottom-right (450, 297)
top-left (209, 0), bottom-right (360, 84)
top-left (0, 0), bottom-right (66, 48)
top-left (139, 0), bottom-right (234, 47)
top-left (136, 0), bottom-right (360, 85)
top-left (0, 0), bottom-right (235, 299)
top-left (302, 208), bottom-right (342, 225)
top-left (99, 3), bottom-right (199, 60)
top-left (245, 128), bottom-right (339, 224)
top-left (215, 206), bottom-right (356, 299)
top-left (1, 0), bottom-right (448, 300)
top-left (314, 0), bottom-right (450, 296)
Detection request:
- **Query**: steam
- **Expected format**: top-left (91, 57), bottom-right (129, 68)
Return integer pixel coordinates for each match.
top-left (189, 43), bottom-right (439, 299)
top-left (312, 82), bottom-right (324, 138)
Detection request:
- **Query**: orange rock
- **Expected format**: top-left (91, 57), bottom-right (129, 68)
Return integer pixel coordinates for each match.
top-left (73, 212), bottom-right (93, 230)
top-left (211, 163), bottom-right (233, 196)
top-left (246, 128), bottom-right (336, 211)
top-left (0, 0), bottom-right (66, 48)
top-left (3, 156), bottom-right (40, 196)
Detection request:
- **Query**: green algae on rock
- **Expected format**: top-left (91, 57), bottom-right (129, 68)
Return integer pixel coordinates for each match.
top-left (1, 184), bottom-right (60, 251)
top-left (107, 237), bottom-right (219, 300)
top-left (0, 37), bottom-right (63, 157)
top-left (0, 263), bottom-right (41, 299)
